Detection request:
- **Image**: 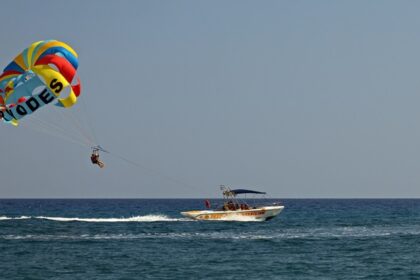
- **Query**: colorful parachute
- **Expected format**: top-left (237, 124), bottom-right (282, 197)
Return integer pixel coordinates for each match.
top-left (0, 40), bottom-right (81, 126)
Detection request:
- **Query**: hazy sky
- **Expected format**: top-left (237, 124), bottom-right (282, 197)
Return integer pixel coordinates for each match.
top-left (1, 0), bottom-right (420, 198)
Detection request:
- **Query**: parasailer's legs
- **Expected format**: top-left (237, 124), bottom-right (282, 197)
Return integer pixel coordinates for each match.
top-left (97, 160), bottom-right (105, 168)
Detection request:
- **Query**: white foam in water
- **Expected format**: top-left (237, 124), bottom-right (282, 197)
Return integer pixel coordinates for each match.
top-left (0, 216), bottom-right (31, 220)
top-left (0, 232), bottom-right (273, 241)
top-left (2, 215), bottom-right (419, 241)
top-left (217, 214), bottom-right (265, 222)
top-left (2, 226), bottom-right (420, 241)
top-left (0, 214), bottom-right (191, 222)
top-left (34, 215), bottom-right (188, 222)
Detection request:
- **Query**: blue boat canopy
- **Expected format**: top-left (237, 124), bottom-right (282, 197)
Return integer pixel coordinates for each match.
top-left (230, 189), bottom-right (266, 195)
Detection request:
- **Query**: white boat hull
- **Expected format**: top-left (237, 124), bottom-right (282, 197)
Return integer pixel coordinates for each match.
top-left (181, 205), bottom-right (284, 221)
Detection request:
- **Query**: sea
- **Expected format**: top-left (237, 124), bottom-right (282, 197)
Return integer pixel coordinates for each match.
top-left (0, 199), bottom-right (419, 279)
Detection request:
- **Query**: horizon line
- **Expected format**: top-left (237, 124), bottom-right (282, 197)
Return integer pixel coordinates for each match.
top-left (1, 197), bottom-right (420, 200)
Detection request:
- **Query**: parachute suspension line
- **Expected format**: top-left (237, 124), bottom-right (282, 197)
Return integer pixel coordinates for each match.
top-left (52, 106), bottom-right (96, 147)
top-left (27, 121), bottom-right (91, 147)
top-left (48, 107), bottom-right (87, 144)
top-left (16, 97), bottom-right (100, 153)
top-left (28, 126), bottom-right (90, 148)
top-left (24, 116), bottom-right (92, 147)
top-left (79, 95), bottom-right (99, 145)
top-left (21, 119), bottom-right (91, 148)
top-left (28, 115), bottom-right (91, 146)
top-left (67, 109), bottom-right (95, 145)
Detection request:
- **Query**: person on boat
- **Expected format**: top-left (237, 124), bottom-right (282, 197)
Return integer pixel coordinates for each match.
top-left (223, 203), bottom-right (228, 211)
top-left (204, 199), bottom-right (211, 209)
top-left (225, 200), bottom-right (235, 211)
top-left (91, 148), bottom-right (105, 168)
top-left (223, 201), bottom-right (232, 211)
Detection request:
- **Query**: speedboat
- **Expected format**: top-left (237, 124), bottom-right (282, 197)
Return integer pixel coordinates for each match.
top-left (181, 186), bottom-right (284, 221)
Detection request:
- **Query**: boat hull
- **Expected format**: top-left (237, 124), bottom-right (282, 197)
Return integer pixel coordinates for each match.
top-left (181, 206), bottom-right (284, 221)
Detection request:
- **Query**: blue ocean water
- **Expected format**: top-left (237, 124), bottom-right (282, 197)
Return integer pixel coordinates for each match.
top-left (0, 199), bottom-right (419, 279)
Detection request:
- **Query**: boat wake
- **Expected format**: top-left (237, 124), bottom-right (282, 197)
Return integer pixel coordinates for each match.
top-left (2, 226), bottom-right (420, 241)
top-left (0, 215), bottom-right (191, 223)
top-left (0, 216), bottom-right (31, 221)
top-left (0, 214), bottom-right (265, 222)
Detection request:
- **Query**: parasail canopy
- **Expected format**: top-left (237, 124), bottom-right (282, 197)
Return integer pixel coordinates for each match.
top-left (0, 40), bottom-right (81, 126)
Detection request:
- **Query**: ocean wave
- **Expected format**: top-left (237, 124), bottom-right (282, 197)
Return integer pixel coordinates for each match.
top-left (0, 215), bottom-right (190, 223)
top-left (0, 216), bottom-right (31, 221)
top-left (2, 216), bottom-right (420, 241)
top-left (0, 233), bottom-right (275, 241)
top-left (0, 214), bottom-right (268, 223)
top-left (2, 227), bottom-right (420, 241)
top-left (270, 226), bottom-right (420, 239)
top-left (35, 215), bottom-right (188, 222)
